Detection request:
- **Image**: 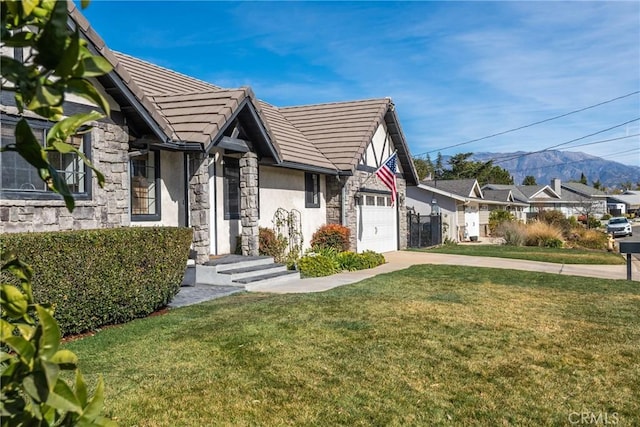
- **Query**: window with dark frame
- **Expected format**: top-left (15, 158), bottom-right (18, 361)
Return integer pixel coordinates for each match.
top-left (305, 172), bottom-right (320, 208)
top-left (130, 151), bottom-right (160, 220)
top-left (1, 116), bottom-right (89, 197)
top-left (224, 157), bottom-right (241, 220)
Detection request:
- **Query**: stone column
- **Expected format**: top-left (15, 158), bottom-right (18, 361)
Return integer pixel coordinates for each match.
top-left (188, 153), bottom-right (210, 263)
top-left (240, 152), bottom-right (259, 256)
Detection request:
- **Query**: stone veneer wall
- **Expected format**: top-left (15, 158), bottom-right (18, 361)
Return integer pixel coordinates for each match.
top-left (240, 152), bottom-right (259, 256)
top-left (188, 153), bottom-right (210, 263)
top-left (0, 121), bottom-right (130, 233)
top-left (325, 170), bottom-right (408, 251)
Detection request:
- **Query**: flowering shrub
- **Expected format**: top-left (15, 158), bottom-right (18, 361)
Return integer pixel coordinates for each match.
top-left (310, 224), bottom-right (351, 252)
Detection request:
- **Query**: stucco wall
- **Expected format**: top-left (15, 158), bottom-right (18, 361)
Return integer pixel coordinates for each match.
top-left (405, 186), bottom-right (459, 243)
top-left (258, 165), bottom-right (327, 251)
top-left (1, 120), bottom-right (131, 233)
top-left (131, 150), bottom-right (186, 228)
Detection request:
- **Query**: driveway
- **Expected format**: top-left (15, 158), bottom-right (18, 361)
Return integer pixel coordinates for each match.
top-left (245, 250), bottom-right (638, 295)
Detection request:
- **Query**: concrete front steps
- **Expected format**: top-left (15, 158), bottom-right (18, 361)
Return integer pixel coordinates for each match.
top-left (188, 254), bottom-right (299, 289)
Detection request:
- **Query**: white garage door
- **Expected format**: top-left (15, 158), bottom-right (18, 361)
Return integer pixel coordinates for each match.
top-left (357, 194), bottom-right (398, 253)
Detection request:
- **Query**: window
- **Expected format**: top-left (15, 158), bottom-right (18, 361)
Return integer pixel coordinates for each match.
top-left (305, 173), bottom-right (320, 208)
top-left (1, 116), bottom-right (90, 198)
top-left (130, 151), bottom-right (160, 220)
top-left (224, 157), bottom-right (240, 219)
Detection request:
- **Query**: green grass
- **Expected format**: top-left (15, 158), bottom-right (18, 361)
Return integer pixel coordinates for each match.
top-left (65, 266), bottom-right (639, 426)
top-left (418, 244), bottom-right (626, 265)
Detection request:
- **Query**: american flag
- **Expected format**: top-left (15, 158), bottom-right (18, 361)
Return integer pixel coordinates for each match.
top-left (375, 152), bottom-right (398, 206)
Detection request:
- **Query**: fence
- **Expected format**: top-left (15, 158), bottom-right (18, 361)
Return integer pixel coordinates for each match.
top-left (407, 211), bottom-right (442, 248)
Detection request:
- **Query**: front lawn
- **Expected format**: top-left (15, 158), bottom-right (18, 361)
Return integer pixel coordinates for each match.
top-left (419, 244), bottom-right (626, 265)
top-left (65, 266), bottom-right (639, 426)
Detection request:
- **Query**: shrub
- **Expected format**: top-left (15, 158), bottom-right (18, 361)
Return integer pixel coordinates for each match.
top-left (488, 210), bottom-right (515, 235)
top-left (1, 227), bottom-right (193, 336)
top-left (357, 250), bottom-right (386, 269)
top-left (571, 228), bottom-right (609, 250)
top-left (336, 251), bottom-right (360, 271)
top-left (259, 227), bottom-right (288, 263)
top-left (537, 210), bottom-right (571, 236)
top-left (298, 254), bottom-right (339, 278)
top-left (310, 224), bottom-right (351, 252)
top-left (1, 254), bottom-right (114, 426)
top-left (496, 221), bottom-right (527, 246)
top-left (601, 213), bottom-right (612, 221)
top-left (525, 221), bottom-right (564, 247)
top-left (336, 251), bottom-right (385, 271)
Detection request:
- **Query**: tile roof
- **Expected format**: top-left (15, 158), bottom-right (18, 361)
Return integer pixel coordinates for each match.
top-left (280, 99), bottom-right (391, 171)
top-left (113, 52), bottom-right (220, 95)
top-left (68, 3), bottom-right (176, 141)
top-left (258, 101), bottom-right (336, 171)
top-left (68, 4), bottom-right (416, 178)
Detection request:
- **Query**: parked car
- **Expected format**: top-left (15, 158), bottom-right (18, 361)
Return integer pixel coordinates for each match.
top-left (606, 217), bottom-right (633, 237)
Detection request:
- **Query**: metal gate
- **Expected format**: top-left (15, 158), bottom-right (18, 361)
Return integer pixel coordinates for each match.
top-left (407, 211), bottom-right (442, 248)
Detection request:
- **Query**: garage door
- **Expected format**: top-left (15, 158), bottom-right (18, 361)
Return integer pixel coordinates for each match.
top-left (357, 194), bottom-right (398, 253)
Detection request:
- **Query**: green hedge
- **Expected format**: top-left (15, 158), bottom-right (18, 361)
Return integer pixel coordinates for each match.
top-left (1, 227), bottom-right (193, 336)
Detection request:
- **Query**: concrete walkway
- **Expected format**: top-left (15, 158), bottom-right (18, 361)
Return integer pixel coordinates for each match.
top-left (169, 251), bottom-right (638, 307)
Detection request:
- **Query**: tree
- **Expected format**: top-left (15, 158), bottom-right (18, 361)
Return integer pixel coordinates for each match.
top-left (1, 1), bottom-right (115, 424)
top-left (579, 172), bottom-right (588, 185)
top-left (593, 179), bottom-right (602, 190)
top-left (435, 152), bottom-right (444, 180)
top-left (522, 175), bottom-right (537, 185)
top-left (412, 157), bottom-right (431, 181)
top-left (1, 0), bottom-right (110, 211)
top-left (440, 152), bottom-right (513, 186)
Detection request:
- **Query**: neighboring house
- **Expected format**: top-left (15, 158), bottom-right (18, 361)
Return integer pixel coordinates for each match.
top-left (554, 180), bottom-right (607, 218)
top-left (607, 191), bottom-right (640, 217)
top-left (482, 179), bottom-right (607, 220)
top-left (407, 179), bottom-right (485, 242)
top-left (481, 189), bottom-right (528, 223)
top-left (0, 4), bottom-right (418, 262)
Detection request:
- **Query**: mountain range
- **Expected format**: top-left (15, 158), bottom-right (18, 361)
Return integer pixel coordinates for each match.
top-left (469, 150), bottom-right (639, 189)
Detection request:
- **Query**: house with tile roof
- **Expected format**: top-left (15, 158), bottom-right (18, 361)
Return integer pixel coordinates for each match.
top-left (0, 4), bottom-right (418, 262)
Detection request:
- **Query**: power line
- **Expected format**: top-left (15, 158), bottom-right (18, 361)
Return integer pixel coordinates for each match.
top-left (492, 117), bottom-right (640, 165)
top-left (414, 90), bottom-right (640, 157)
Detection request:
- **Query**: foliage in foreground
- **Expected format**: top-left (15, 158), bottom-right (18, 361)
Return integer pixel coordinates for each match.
top-left (1, 227), bottom-right (193, 336)
top-left (63, 266), bottom-right (639, 426)
top-left (1, 253), bottom-right (115, 426)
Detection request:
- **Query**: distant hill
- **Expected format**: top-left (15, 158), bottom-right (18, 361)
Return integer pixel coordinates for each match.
top-left (469, 150), bottom-right (640, 189)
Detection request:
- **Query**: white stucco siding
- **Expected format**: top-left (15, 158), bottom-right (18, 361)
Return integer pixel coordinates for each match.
top-left (406, 186), bottom-right (459, 243)
top-left (362, 124), bottom-right (400, 171)
top-left (258, 166), bottom-right (327, 251)
top-left (130, 151), bottom-right (185, 227)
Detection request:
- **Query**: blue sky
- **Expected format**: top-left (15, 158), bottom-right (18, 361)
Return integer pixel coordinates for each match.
top-left (81, 1), bottom-right (640, 167)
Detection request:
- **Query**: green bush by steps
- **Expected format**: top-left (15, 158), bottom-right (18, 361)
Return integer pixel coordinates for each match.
top-left (1, 227), bottom-right (193, 336)
top-left (299, 249), bottom-right (385, 278)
